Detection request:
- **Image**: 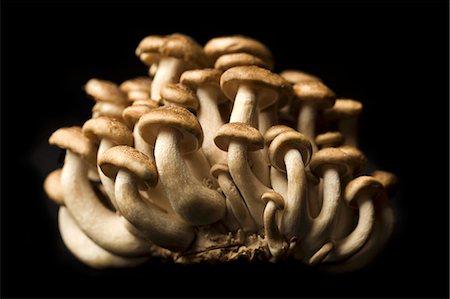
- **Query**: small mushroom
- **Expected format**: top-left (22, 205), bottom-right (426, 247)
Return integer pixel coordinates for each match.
top-left (137, 106), bottom-right (226, 225)
top-left (315, 131), bottom-right (345, 149)
top-left (280, 70), bottom-right (322, 85)
top-left (371, 170), bottom-right (399, 196)
top-left (215, 53), bottom-right (270, 71)
top-left (135, 34), bottom-right (166, 78)
top-left (262, 191), bottom-right (288, 260)
top-left (49, 127), bottom-right (150, 256)
top-left (122, 104), bottom-right (156, 157)
top-left (323, 98), bottom-right (363, 147)
top-left (99, 145), bottom-right (195, 251)
top-left (120, 77), bottom-right (152, 102)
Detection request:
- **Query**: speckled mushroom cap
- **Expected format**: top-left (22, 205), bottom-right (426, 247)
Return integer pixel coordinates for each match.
top-left (344, 176), bottom-right (384, 208)
top-left (315, 131), bottom-right (345, 148)
top-left (309, 147), bottom-right (351, 177)
top-left (264, 125), bottom-right (295, 146)
top-left (215, 53), bottom-right (270, 71)
top-left (324, 98), bottom-right (363, 120)
top-left (371, 170), bottom-right (399, 196)
top-left (339, 145), bottom-right (367, 176)
top-left (44, 169), bottom-right (64, 205)
top-left (160, 83), bottom-right (199, 112)
top-left (91, 102), bottom-right (127, 120)
top-left (261, 191), bottom-right (285, 209)
top-left (180, 68), bottom-right (221, 89)
top-left (160, 33), bottom-right (209, 68)
top-left (292, 80), bottom-right (336, 109)
top-left (84, 78), bottom-right (128, 105)
top-left (269, 130), bottom-right (312, 172)
top-left (204, 35), bottom-right (274, 69)
top-left (132, 100), bottom-right (160, 108)
top-left (280, 70), bottom-right (322, 85)
top-left (214, 122), bottom-right (264, 152)
top-left (221, 65), bottom-right (293, 110)
top-left (49, 126), bottom-right (97, 164)
top-left (120, 77), bottom-right (152, 102)
top-left (137, 106), bottom-right (203, 154)
top-left (135, 35), bottom-right (166, 66)
top-left (122, 105), bottom-right (155, 128)
top-left (82, 116), bottom-right (134, 146)
top-left (98, 145), bottom-right (158, 187)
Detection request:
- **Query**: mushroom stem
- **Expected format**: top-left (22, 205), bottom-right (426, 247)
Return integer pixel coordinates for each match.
top-left (151, 57), bottom-right (186, 103)
top-left (229, 83), bottom-right (258, 126)
top-left (133, 125), bottom-right (153, 159)
top-left (154, 127), bottom-right (225, 225)
top-left (61, 151), bottom-right (150, 256)
top-left (259, 105), bottom-right (278, 135)
top-left (270, 167), bottom-right (288, 200)
top-left (264, 200), bottom-right (287, 260)
top-left (297, 104), bottom-right (317, 152)
top-left (97, 139), bottom-right (119, 210)
top-left (340, 117), bottom-right (358, 147)
top-left (308, 176), bottom-right (322, 218)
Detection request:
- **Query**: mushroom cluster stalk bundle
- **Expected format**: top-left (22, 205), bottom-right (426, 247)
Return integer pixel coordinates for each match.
top-left (44, 33), bottom-right (398, 271)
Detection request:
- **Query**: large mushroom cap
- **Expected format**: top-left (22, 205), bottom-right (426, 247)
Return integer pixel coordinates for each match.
top-left (160, 83), bottom-right (199, 112)
top-left (269, 130), bottom-right (312, 172)
top-left (44, 168), bottom-right (64, 205)
top-left (324, 98), bottom-right (363, 120)
top-left (309, 147), bottom-right (351, 177)
top-left (49, 126), bottom-right (96, 164)
top-left (214, 122), bottom-right (264, 152)
top-left (221, 65), bottom-right (292, 110)
top-left (135, 35), bottom-right (166, 65)
top-left (264, 125), bottom-right (295, 146)
top-left (160, 33), bottom-right (209, 68)
top-left (345, 176), bottom-right (384, 208)
top-left (99, 145), bottom-right (158, 187)
top-left (215, 53), bottom-right (270, 71)
top-left (280, 69), bottom-right (322, 85)
top-left (315, 131), bottom-right (345, 148)
top-left (82, 116), bottom-right (134, 146)
top-left (84, 78), bottom-right (128, 105)
top-left (204, 35), bottom-right (273, 69)
top-left (180, 68), bottom-right (222, 90)
top-left (293, 80), bottom-right (336, 109)
top-left (339, 145), bottom-right (367, 176)
top-left (122, 105), bottom-right (155, 128)
top-left (137, 106), bottom-right (203, 154)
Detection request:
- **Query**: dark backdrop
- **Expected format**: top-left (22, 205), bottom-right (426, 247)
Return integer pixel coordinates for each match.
top-left (1, 1), bottom-right (449, 298)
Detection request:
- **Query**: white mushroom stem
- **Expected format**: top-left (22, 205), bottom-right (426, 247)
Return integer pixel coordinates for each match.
top-left (297, 104), bottom-right (318, 152)
top-left (97, 139), bottom-right (119, 210)
top-left (340, 117), bottom-right (358, 147)
top-left (270, 168), bottom-right (288, 200)
top-left (229, 83), bottom-right (258, 126)
top-left (133, 125), bottom-right (154, 159)
top-left (115, 170), bottom-right (195, 251)
top-left (308, 178), bottom-right (322, 218)
top-left (185, 149), bottom-right (215, 185)
top-left (264, 200), bottom-right (287, 260)
top-left (58, 207), bottom-right (148, 269)
top-left (331, 195), bottom-right (357, 239)
top-left (61, 151), bottom-right (151, 256)
top-left (259, 105), bottom-right (278, 135)
top-left (154, 127), bottom-right (225, 225)
top-left (151, 57), bottom-right (186, 103)
top-left (228, 141), bottom-right (271, 228)
top-left (280, 149), bottom-right (309, 239)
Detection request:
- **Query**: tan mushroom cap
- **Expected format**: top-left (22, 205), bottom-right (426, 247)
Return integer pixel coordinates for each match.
top-left (132, 99), bottom-right (160, 108)
top-left (309, 147), bottom-right (351, 177)
top-left (91, 102), bottom-right (127, 120)
top-left (339, 145), bottom-right (367, 176)
top-left (293, 80), bottom-right (336, 109)
top-left (269, 130), bottom-right (312, 172)
top-left (180, 68), bottom-right (222, 89)
top-left (280, 70), bottom-right (322, 85)
top-left (315, 131), bottom-right (345, 148)
top-left (371, 170), bottom-right (399, 196)
top-left (264, 125), bottom-right (295, 146)
top-left (160, 33), bottom-right (209, 68)
top-left (49, 126), bottom-right (96, 164)
top-left (215, 53), bottom-right (270, 71)
top-left (122, 105), bottom-right (154, 128)
top-left (44, 168), bottom-right (64, 205)
top-left (160, 83), bottom-right (199, 111)
top-left (221, 65), bottom-right (293, 110)
top-left (99, 145), bottom-right (158, 187)
top-left (345, 176), bottom-right (384, 208)
top-left (204, 35), bottom-right (273, 69)
top-left (138, 106), bottom-right (203, 154)
top-left (324, 98), bottom-right (363, 120)
top-left (261, 191), bottom-right (285, 209)
top-left (135, 35), bottom-right (166, 65)
top-left (120, 77), bottom-right (152, 93)
top-left (84, 78), bottom-right (128, 105)
top-left (214, 122), bottom-right (264, 152)
top-left (82, 116), bottom-right (133, 146)
top-left (210, 163), bottom-right (230, 178)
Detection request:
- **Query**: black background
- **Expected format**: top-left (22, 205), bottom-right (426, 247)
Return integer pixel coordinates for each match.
top-left (1, 1), bottom-right (449, 298)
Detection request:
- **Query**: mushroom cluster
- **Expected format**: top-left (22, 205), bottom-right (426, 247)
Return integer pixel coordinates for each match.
top-left (44, 33), bottom-right (398, 272)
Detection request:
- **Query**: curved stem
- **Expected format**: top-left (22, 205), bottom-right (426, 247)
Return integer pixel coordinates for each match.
top-left (270, 167), bottom-right (288, 200)
top-left (229, 83), bottom-right (258, 126)
top-left (97, 139), bottom-right (118, 210)
top-left (151, 57), bottom-right (185, 103)
top-left (264, 200), bottom-right (287, 260)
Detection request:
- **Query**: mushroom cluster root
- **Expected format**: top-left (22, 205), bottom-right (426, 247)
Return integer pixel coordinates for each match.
top-left (43, 33), bottom-right (398, 272)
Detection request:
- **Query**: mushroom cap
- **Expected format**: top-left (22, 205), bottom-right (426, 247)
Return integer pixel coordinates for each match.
top-left (280, 69), bottom-right (322, 85)
top-left (309, 147), bottom-right (351, 177)
top-left (371, 170), bottom-right (399, 196)
top-left (98, 145), bottom-right (158, 187)
top-left (215, 53), bottom-right (270, 71)
top-left (120, 77), bottom-right (152, 93)
top-left (345, 176), bottom-right (384, 208)
top-left (122, 105), bottom-right (154, 128)
top-left (204, 35), bottom-right (273, 69)
top-left (269, 130), bottom-right (312, 172)
top-left (315, 131), bottom-right (345, 148)
top-left (180, 68), bottom-right (222, 89)
top-left (221, 65), bottom-right (293, 110)
top-left (264, 125), bottom-right (295, 146)
top-left (324, 98), bottom-right (363, 120)
top-left (137, 106), bottom-right (203, 154)
top-left (135, 35), bottom-right (166, 65)
top-left (132, 99), bottom-right (160, 108)
top-left (160, 33), bottom-right (209, 68)
top-left (84, 78), bottom-right (128, 105)
top-left (214, 122), bottom-right (264, 152)
top-left (49, 127), bottom-right (97, 165)
top-left (261, 191), bottom-right (285, 209)
top-left (293, 80), bottom-right (336, 109)
top-left (91, 102), bottom-right (127, 120)
top-left (43, 168), bottom-right (64, 205)
top-left (82, 116), bottom-right (133, 146)
top-left (160, 83), bottom-right (199, 112)
top-left (339, 145), bottom-right (367, 175)
top-left (210, 163), bottom-right (229, 178)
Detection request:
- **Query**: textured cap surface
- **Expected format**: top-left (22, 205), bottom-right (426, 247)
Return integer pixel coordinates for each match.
top-left (180, 68), bottom-right (222, 89)
top-left (264, 125), bottom-right (295, 146)
top-left (309, 147), bottom-right (351, 177)
top-left (339, 145), bottom-right (367, 175)
top-left (324, 98), bottom-right (363, 120)
top-left (122, 105), bottom-right (154, 128)
top-left (269, 130), bottom-right (312, 172)
top-left (160, 34), bottom-right (209, 68)
top-left (315, 131), bottom-right (345, 148)
top-left (345, 176), bottom-right (383, 208)
top-left (215, 53), bottom-right (270, 71)
top-left (85, 78), bottom-right (128, 104)
top-left (82, 116), bottom-right (133, 146)
top-left (49, 126), bottom-right (96, 164)
top-left (160, 83), bottom-right (199, 111)
top-left (293, 80), bottom-right (336, 109)
top-left (214, 122), bottom-right (264, 152)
